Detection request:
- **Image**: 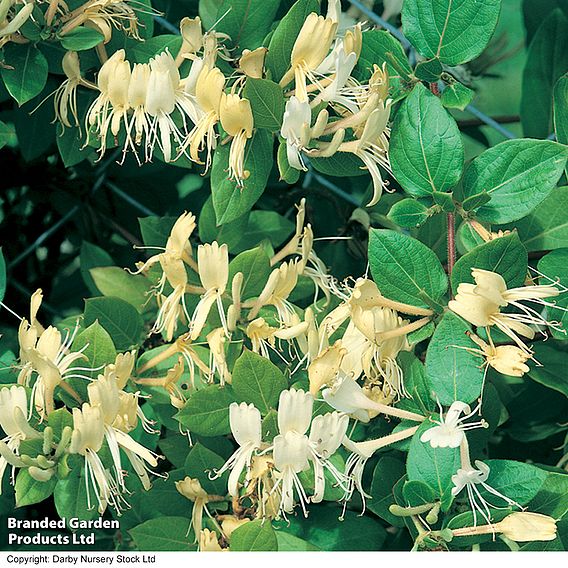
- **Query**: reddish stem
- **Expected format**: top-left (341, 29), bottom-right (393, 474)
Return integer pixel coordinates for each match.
top-left (447, 213), bottom-right (456, 289)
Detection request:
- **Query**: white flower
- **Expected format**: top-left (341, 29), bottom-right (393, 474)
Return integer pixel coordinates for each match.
top-left (211, 402), bottom-right (262, 496)
top-left (420, 401), bottom-right (488, 449)
top-left (281, 96), bottom-right (312, 171)
top-left (451, 459), bottom-right (522, 526)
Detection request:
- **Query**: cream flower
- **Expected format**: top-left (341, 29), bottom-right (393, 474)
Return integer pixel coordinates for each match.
top-left (449, 268), bottom-right (563, 352)
top-left (69, 403), bottom-right (126, 514)
top-left (219, 93), bottom-right (254, 185)
top-left (0, 386), bottom-right (41, 492)
top-left (190, 242), bottom-right (229, 340)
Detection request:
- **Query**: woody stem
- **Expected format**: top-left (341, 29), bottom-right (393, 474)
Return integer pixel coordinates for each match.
top-left (447, 213), bottom-right (456, 284)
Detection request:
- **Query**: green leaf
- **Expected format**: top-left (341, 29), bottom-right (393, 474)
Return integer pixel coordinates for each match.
top-left (451, 232), bottom-right (528, 293)
top-left (480, 459), bottom-right (547, 506)
top-left (56, 123), bottom-right (92, 167)
top-left (521, 10), bottom-right (568, 139)
top-left (0, 248), bottom-right (5, 304)
top-left (407, 421), bottom-right (461, 511)
top-left (277, 141), bottom-right (301, 184)
top-left (72, 321), bottom-right (117, 376)
top-left (528, 470), bottom-right (568, 518)
top-left (243, 78), bottom-right (285, 131)
top-left (554, 75), bottom-right (568, 154)
top-left (276, 532), bottom-right (320, 551)
top-left (501, 187), bottom-right (568, 251)
top-left (403, 480), bottom-right (436, 507)
top-left (54, 467), bottom-right (99, 522)
top-left (387, 199), bottom-right (430, 228)
top-left (402, 0), bottom-right (502, 65)
top-left (80, 242), bottom-right (114, 295)
top-left (15, 470), bottom-right (56, 507)
top-left (211, 129), bottom-right (273, 225)
top-left (233, 210), bottom-right (294, 253)
top-left (198, 196), bottom-right (249, 251)
top-left (282, 504), bottom-right (387, 550)
top-left (59, 27), bottom-right (105, 50)
top-left (215, 0), bottom-right (280, 51)
top-left (83, 297), bottom-right (144, 351)
top-left (353, 29), bottom-right (412, 96)
top-left (47, 408), bottom-right (73, 442)
top-left (398, 352), bottom-right (435, 415)
top-left (528, 343), bottom-right (568, 397)
top-left (184, 443), bottom-right (227, 495)
top-left (1, 43), bottom-right (49, 105)
top-left (414, 58), bottom-right (443, 82)
top-left (368, 456), bottom-right (406, 527)
top-left (463, 139), bottom-right (568, 224)
top-left (176, 385), bottom-right (237, 437)
top-left (90, 266), bottom-right (153, 313)
top-left (230, 520), bottom-right (278, 551)
top-left (139, 216), bottom-right (177, 248)
top-left (368, 229), bottom-right (448, 309)
top-left (310, 151), bottom-right (366, 177)
top-left (440, 82), bottom-right (475, 110)
top-left (129, 517), bottom-right (196, 551)
top-left (538, 248), bottom-right (568, 339)
top-left (232, 351), bottom-right (287, 414)
top-left (390, 84), bottom-right (464, 197)
top-left (425, 311), bottom-right (485, 405)
top-left (127, 35), bottom-right (183, 64)
top-left (0, 120), bottom-right (16, 150)
top-left (265, 0), bottom-right (320, 83)
top-left (228, 246), bottom-right (272, 299)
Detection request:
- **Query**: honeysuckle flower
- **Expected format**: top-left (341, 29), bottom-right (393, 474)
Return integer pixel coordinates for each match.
top-left (341, 425), bottom-right (419, 510)
top-left (176, 477), bottom-right (224, 541)
top-left (52, 51), bottom-right (91, 130)
top-left (246, 317), bottom-right (308, 359)
top-left (465, 333), bottom-right (532, 377)
top-left (279, 3), bottom-right (340, 98)
top-left (238, 47), bottom-right (267, 79)
top-left (190, 242), bottom-right (229, 340)
top-left (219, 92), bottom-right (254, 185)
top-left (246, 260), bottom-right (300, 325)
top-left (178, 16), bottom-right (204, 60)
top-left (87, 373), bottom-right (160, 490)
top-left (452, 459), bottom-right (522, 526)
top-left (495, 512), bottom-right (557, 542)
top-left (23, 322), bottom-right (89, 418)
top-left (211, 402), bottom-right (262, 496)
top-left (337, 103), bottom-right (392, 206)
top-left (0, 1), bottom-right (34, 47)
top-left (0, 386), bottom-right (41, 492)
top-left (69, 403), bottom-right (126, 514)
top-left (308, 412), bottom-right (349, 503)
top-left (107, 350), bottom-right (136, 390)
top-left (86, 49), bottom-right (131, 155)
top-left (449, 268), bottom-right (565, 352)
top-left (322, 371), bottom-right (425, 423)
top-left (184, 66), bottom-right (225, 170)
top-left (420, 401), bottom-right (488, 449)
top-left (281, 96), bottom-right (312, 171)
top-left (308, 341), bottom-right (346, 395)
top-left (60, 0), bottom-right (146, 42)
top-left (199, 529), bottom-right (225, 552)
top-left (206, 328), bottom-right (232, 385)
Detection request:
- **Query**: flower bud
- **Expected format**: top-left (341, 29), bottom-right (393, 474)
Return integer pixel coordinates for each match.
top-left (497, 512), bottom-right (557, 542)
top-left (175, 476), bottom-right (208, 502)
